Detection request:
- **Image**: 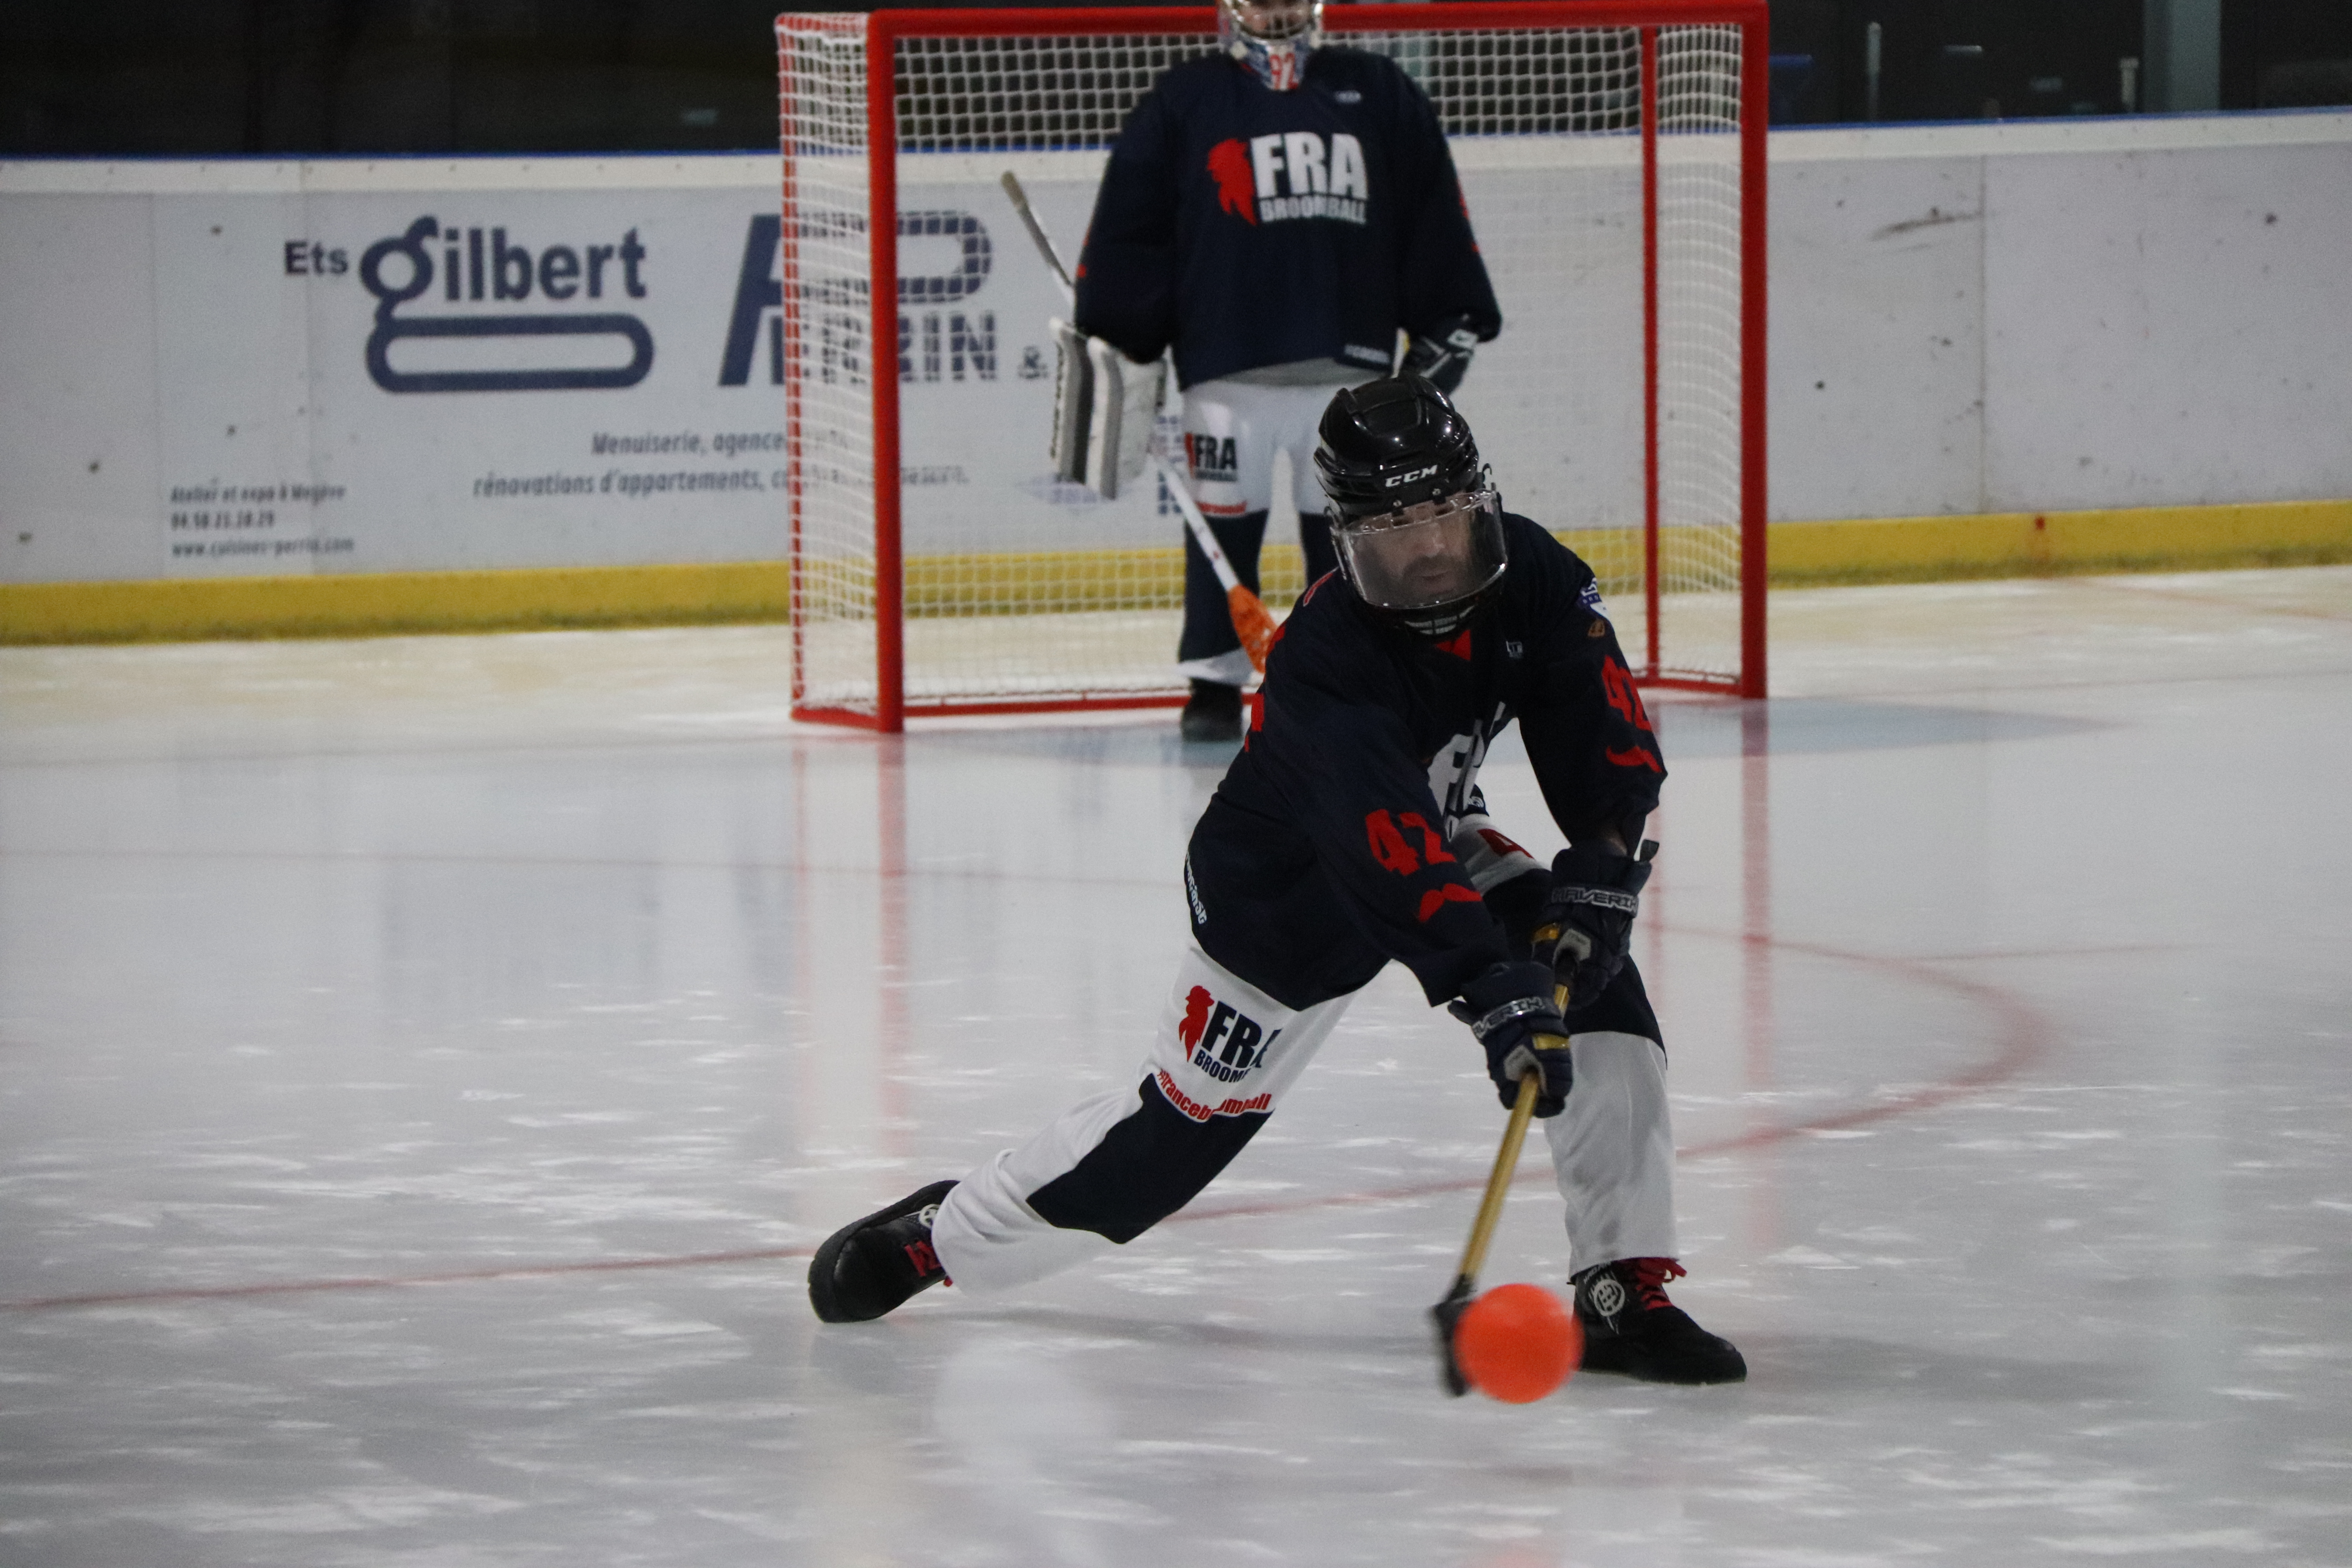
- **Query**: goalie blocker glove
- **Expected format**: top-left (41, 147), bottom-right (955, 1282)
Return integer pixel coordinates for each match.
top-left (1449, 959), bottom-right (1572, 1116)
top-left (1537, 840), bottom-right (1656, 1011)
top-left (1401, 314), bottom-right (1482, 394)
top-left (1048, 321), bottom-right (1165, 501)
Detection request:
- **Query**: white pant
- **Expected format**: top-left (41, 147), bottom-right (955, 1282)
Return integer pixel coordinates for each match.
top-left (931, 943), bottom-right (1678, 1293)
top-left (1176, 376), bottom-right (1351, 520)
top-left (1173, 377), bottom-right (1359, 686)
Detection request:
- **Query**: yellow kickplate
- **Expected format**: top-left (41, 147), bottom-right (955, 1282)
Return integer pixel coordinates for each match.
top-left (1768, 499), bottom-right (2352, 586)
top-left (6, 500), bottom-right (2348, 645)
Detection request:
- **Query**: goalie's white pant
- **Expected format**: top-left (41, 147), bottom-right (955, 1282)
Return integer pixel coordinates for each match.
top-left (931, 942), bottom-right (1679, 1295)
top-left (1173, 374), bottom-right (1360, 688)
top-left (1177, 376), bottom-right (1348, 521)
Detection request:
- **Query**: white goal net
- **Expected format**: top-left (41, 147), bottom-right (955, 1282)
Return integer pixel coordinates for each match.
top-left (778, 4), bottom-right (1765, 727)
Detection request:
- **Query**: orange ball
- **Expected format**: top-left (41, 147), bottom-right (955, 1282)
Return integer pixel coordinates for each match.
top-left (1456, 1283), bottom-right (1583, 1403)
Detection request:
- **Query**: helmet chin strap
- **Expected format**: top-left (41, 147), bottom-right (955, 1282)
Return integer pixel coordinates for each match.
top-left (1398, 602), bottom-right (1481, 638)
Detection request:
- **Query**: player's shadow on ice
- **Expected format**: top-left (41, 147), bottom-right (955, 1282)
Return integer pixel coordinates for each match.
top-left (918, 699), bottom-right (2099, 770)
top-left (921, 726), bottom-right (1243, 768)
top-left (804, 1316), bottom-right (2151, 1411)
top-left (968, 1301), bottom-right (1436, 1358)
top-left (803, 1301), bottom-right (1429, 1373)
top-left (1645, 699), bottom-right (2103, 758)
top-left (1726, 1332), bottom-right (2147, 1404)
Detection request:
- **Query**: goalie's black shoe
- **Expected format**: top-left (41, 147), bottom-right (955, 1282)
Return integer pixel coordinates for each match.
top-left (808, 1180), bottom-right (956, 1323)
top-left (1571, 1258), bottom-right (1747, 1384)
top-left (1179, 679), bottom-right (1244, 743)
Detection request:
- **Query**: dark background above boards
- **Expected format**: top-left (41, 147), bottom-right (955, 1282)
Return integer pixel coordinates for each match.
top-left (3, 0), bottom-right (2347, 156)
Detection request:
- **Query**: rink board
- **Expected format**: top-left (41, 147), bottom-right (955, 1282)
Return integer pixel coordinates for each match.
top-left (0, 143), bottom-right (1674, 586)
top-left (6, 111), bottom-right (2352, 642)
top-left (9, 499), bottom-right (2351, 645)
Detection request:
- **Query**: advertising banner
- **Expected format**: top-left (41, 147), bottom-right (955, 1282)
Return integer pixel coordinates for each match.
top-left (9, 113), bottom-right (2349, 598)
top-left (0, 149), bottom-right (1656, 593)
top-left (0, 155), bottom-right (1166, 587)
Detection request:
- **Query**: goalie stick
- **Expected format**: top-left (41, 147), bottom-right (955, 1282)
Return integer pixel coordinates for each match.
top-left (998, 172), bottom-right (1279, 675)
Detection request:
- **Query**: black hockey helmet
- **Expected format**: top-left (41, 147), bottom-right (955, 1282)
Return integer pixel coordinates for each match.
top-left (1312, 376), bottom-right (1506, 636)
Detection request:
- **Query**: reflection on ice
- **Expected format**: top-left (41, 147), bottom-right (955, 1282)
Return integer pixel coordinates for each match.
top-left (2, 568), bottom-right (2349, 1566)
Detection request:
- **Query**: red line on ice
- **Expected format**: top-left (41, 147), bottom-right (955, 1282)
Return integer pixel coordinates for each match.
top-left (0, 931), bottom-right (2049, 1314)
top-left (0, 1246), bottom-right (814, 1313)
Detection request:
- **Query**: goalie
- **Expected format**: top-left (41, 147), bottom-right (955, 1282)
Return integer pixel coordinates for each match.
top-left (1072, 0), bottom-right (1501, 741)
top-left (809, 379), bottom-right (1746, 1388)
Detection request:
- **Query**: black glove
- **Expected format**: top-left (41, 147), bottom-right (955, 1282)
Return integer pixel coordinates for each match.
top-left (1483, 864), bottom-right (1552, 955)
top-left (1403, 316), bottom-right (1481, 394)
top-left (1535, 840), bottom-right (1656, 1011)
top-left (1448, 960), bottom-right (1572, 1116)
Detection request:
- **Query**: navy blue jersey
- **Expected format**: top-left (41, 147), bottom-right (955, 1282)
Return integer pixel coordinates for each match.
top-left (1073, 47), bottom-right (1501, 390)
top-left (1183, 515), bottom-right (1666, 1013)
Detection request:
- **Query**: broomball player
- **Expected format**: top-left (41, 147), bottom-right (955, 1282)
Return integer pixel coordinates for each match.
top-left (809, 379), bottom-right (1745, 1386)
top-left (1071, 0), bottom-right (1502, 742)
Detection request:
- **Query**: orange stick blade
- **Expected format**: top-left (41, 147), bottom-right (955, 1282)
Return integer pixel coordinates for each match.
top-left (1228, 586), bottom-right (1279, 673)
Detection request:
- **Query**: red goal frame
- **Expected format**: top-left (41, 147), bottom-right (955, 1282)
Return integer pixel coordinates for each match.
top-left (781, 1), bottom-right (1769, 730)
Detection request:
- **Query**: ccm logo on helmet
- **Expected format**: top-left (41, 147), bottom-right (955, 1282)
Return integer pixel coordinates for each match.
top-left (1385, 465), bottom-right (1439, 488)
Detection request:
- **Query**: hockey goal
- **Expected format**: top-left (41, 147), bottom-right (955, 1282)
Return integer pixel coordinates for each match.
top-left (777, 1), bottom-right (1766, 729)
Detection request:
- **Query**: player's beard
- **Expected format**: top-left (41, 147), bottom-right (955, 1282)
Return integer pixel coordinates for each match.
top-left (1337, 500), bottom-right (1505, 613)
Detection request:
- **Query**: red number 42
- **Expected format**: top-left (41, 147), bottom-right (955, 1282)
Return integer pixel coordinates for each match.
top-left (1364, 809), bottom-right (1455, 875)
top-left (1602, 655), bottom-right (1654, 731)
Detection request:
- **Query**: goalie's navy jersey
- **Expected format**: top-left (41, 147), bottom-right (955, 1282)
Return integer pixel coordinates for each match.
top-left (1073, 47), bottom-right (1500, 390)
top-left (1184, 514), bottom-right (1666, 1012)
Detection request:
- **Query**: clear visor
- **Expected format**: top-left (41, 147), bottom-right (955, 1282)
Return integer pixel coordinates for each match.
top-left (1331, 491), bottom-right (1506, 612)
top-left (1226, 0), bottom-right (1316, 41)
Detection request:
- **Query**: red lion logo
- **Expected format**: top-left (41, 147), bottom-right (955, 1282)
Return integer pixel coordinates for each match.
top-left (1178, 985), bottom-right (1215, 1047)
top-left (1206, 140), bottom-right (1258, 225)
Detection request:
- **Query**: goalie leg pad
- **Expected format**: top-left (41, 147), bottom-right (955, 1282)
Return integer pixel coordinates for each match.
top-left (1047, 319), bottom-right (1093, 485)
top-left (1082, 336), bottom-right (1165, 500)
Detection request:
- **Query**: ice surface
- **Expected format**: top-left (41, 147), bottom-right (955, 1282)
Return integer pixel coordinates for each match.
top-left (3, 568), bottom-right (2349, 1566)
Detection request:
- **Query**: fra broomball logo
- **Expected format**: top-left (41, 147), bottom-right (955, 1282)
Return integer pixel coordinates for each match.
top-left (1207, 141), bottom-right (1259, 225)
top-left (1206, 133), bottom-right (1370, 227)
top-left (1177, 985), bottom-right (1280, 1084)
top-left (1184, 433), bottom-right (1238, 483)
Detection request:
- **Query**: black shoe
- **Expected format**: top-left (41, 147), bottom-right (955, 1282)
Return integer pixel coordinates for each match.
top-left (1571, 1258), bottom-right (1747, 1384)
top-left (1178, 679), bottom-right (1244, 743)
top-left (808, 1180), bottom-right (956, 1323)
